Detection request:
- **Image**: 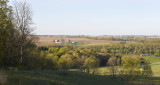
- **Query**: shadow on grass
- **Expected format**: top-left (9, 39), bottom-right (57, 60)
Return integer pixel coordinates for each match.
top-left (128, 79), bottom-right (160, 85)
top-left (1, 70), bottom-right (131, 85)
top-left (1, 70), bottom-right (160, 85)
top-left (122, 76), bottom-right (160, 85)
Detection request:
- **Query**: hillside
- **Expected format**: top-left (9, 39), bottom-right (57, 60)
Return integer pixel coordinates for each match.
top-left (4, 70), bottom-right (127, 85)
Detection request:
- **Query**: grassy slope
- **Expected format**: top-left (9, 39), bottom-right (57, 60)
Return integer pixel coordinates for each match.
top-left (148, 56), bottom-right (160, 77)
top-left (130, 56), bottom-right (160, 85)
top-left (4, 70), bottom-right (127, 85)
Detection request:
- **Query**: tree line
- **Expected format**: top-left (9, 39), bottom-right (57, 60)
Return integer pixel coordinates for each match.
top-left (0, 0), bottom-right (36, 68)
top-left (37, 45), bottom-right (153, 80)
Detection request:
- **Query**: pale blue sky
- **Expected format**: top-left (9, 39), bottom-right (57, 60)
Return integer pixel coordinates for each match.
top-left (10, 0), bottom-right (160, 35)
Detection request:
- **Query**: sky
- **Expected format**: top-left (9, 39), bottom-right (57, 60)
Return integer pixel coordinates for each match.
top-left (9, 0), bottom-right (160, 35)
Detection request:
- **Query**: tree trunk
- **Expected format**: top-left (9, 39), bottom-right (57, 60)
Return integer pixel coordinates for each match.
top-left (20, 45), bottom-right (23, 65)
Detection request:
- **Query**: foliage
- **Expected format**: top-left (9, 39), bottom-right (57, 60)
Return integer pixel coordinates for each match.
top-left (121, 56), bottom-right (140, 74)
top-left (58, 54), bottom-right (74, 69)
top-left (0, 0), bottom-right (20, 67)
top-left (83, 56), bottom-right (100, 74)
top-left (0, 0), bottom-right (39, 69)
top-left (142, 57), bottom-right (153, 78)
top-left (120, 56), bottom-right (141, 80)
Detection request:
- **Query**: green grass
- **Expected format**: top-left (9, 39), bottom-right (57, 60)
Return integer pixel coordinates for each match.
top-left (148, 56), bottom-right (160, 77)
top-left (1, 70), bottom-right (128, 85)
top-left (148, 56), bottom-right (160, 63)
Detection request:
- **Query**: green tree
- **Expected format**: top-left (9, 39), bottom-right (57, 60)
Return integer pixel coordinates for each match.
top-left (121, 56), bottom-right (141, 79)
top-left (83, 56), bottom-right (100, 74)
top-left (142, 57), bottom-right (153, 78)
top-left (154, 49), bottom-right (160, 56)
top-left (58, 54), bottom-right (74, 69)
top-left (0, 0), bottom-right (20, 67)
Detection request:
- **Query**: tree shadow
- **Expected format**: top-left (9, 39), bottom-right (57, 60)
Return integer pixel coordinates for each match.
top-left (3, 70), bottom-right (160, 85)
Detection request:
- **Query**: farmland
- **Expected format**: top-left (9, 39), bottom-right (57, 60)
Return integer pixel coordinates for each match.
top-left (35, 35), bottom-right (160, 46)
top-left (35, 35), bottom-right (133, 46)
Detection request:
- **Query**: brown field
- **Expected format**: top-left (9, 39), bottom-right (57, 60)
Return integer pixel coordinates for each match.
top-left (36, 35), bottom-right (131, 46)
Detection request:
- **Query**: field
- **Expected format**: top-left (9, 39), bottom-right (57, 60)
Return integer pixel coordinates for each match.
top-left (149, 57), bottom-right (160, 77)
top-left (36, 35), bottom-right (131, 46)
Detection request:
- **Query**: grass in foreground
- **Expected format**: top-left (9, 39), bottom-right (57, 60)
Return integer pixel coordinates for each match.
top-left (1, 70), bottom-right (127, 85)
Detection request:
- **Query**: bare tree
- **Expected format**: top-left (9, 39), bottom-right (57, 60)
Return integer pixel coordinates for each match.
top-left (107, 56), bottom-right (120, 76)
top-left (13, 0), bottom-right (33, 65)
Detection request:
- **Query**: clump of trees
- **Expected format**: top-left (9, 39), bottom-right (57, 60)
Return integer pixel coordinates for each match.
top-left (107, 55), bottom-right (153, 80)
top-left (0, 0), bottom-right (38, 69)
top-left (58, 54), bottom-right (75, 69)
top-left (0, 0), bottom-right (17, 67)
top-left (120, 56), bottom-right (141, 80)
top-left (83, 56), bottom-right (99, 74)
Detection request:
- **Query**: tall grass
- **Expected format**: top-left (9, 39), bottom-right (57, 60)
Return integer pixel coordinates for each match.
top-left (0, 72), bottom-right (8, 85)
